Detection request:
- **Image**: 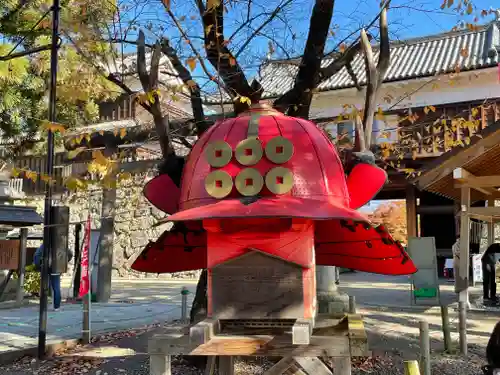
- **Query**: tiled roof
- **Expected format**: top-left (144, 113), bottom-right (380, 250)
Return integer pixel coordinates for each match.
top-left (255, 20), bottom-right (500, 99)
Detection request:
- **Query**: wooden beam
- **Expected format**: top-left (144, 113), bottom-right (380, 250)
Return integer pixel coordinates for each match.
top-left (468, 206), bottom-right (500, 217)
top-left (453, 168), bottom-right (496, 196)
top-left (456, 175), bottom-right (500, 188)
top-left (414, 121), bottom-right (500, 190)
top-left (294, 358), bottom-right (333, 375)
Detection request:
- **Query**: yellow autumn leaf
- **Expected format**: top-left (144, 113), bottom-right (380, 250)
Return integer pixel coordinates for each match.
top-left (339, 43), bottom-right (347, 53)
top-left (118, 172), bottom-right (132, 182)
top-left (162, 0), bottom-right (170, 10)
top-left (40, 174), bottom-right (51, 183)
top-left (424, 106), bottom-right (429, 114)
top-left (25, 170), bottom-right (38, 182)
top-left (464, 137), bottom-right (471, 145)
top-left (467, 3), bottom-right (473, 14)
top-left (65, 177), bottom-right (80, 191)
top-left (119, 128), bottom-right (127, 139)
top-left (206, 0), bottom-right (221, 10)
top-left (92, 150), bottom-right (110, 166)
top-left (99, 130), bottom-right (105, 136)
top-left (42, 120), bottom-right (66, 134)
top-left (186, 80), bottom-right (197, 90)
top-left (460, 48), bottom-right (469, 58)
top-left (67, 147), bottom-right (86, 160)
top-left (11, 168), bottom-right (20, 177)
top-left (429, 105), bottom-right (436, 112)
top-left (238, 96), bottom-right (251, 105)
top-left (447, 0), bottom-right (453, 8)
top-left (186, 57), bottom-right (197, 72)
top-left (205, 24), bottom-right (213, 34)
top-left (412, 150), bottom-right (417, 160)
top-left (471, 107), bottom-right (479, 117)
top-left (84, 133), bottom-right (91, 143)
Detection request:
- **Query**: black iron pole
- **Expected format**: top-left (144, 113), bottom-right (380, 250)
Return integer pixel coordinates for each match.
top-left (37, 0), bottom-right (60, 359)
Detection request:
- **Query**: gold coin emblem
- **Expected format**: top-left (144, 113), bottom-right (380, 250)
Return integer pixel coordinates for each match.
top-left (265, 136), bottom-right (294, 164)
top-left (235, 138), bottom-right (263, 166)
top-left (235, 168), bottom-right (264, 197)
top-left (205, 140), bottom-right (232, 168)
top-left (205, 170), bottom-right (233, 199)
top-left (265, 167), bottom-right (294, 195)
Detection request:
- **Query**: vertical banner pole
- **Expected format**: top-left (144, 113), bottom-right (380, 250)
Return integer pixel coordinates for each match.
top-left (80, 215), bottom-right (91, 344)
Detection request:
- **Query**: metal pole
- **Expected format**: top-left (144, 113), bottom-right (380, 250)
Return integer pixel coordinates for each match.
top-left (37, 0), bottom-right (60, 359)
top-left (73, 223), bottom-right (82, 299)
top-left (181, 287), bottom-right (188, 324)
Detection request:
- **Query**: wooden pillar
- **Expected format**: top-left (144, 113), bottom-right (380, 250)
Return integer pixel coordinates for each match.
top-left (96, 186), bottom-right (117, 303)
top-left (406, 184), bottom-right (418, 240)
top-left (458, 187), bottom-right (471, 306)
top-left (15, 228), bottom-right (28, 306)
top-left (488, 199), bottom-right (495, 246)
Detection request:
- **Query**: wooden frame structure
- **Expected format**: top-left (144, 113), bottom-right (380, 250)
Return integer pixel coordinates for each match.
top-left (148, 313), bottom-right (368, 375)
top-left (414, 119), bottom-right (500, 305)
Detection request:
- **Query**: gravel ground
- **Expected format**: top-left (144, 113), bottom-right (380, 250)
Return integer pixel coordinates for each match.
top-left (0, 321), bottom-right (490, 375)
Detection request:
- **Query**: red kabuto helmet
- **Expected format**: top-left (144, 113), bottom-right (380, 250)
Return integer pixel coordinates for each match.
top-left (168, 103), bottom-right (370, 221)
top-left (134, 103), bottom-right (417, 276)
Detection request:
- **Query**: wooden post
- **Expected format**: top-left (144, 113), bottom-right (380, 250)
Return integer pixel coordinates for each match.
top-left (404, 360), bottom-right (421, 375)
top-left (419, 320), bottom-right (431, 375)
top-left (440, 305), bottom-right (452, 352)
top-left (458, 301), bottom-right (467, 356)
top-left (218, 356), bottom-right (234, 375)
top-left (150, 354), bottom-right (171, 375)
top-left (15, 228), bottom-right (28, 306)
top-left (406, 184), bottom-right (418, 241)
top-left (96, 186), bottom-right (116, 302)
top-left (488, 199), bottom-right (495, 246)
top-left (348, 295), bottom-right (356, 314)
top-left (458, 186), bottom-right (471, 306)
top-left (331, 358), bottom-right (351, 375)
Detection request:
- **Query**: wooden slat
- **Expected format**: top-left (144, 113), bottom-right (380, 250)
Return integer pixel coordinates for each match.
top-left (263, 357), bottom-right (295, 375)
top-left (294, 357), bottom-right (333, 375)
top-left (149, 334), bottom-right (350, 357)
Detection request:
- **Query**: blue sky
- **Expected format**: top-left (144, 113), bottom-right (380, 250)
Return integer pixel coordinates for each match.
top-left (116, 0), bottom-right (498, 94)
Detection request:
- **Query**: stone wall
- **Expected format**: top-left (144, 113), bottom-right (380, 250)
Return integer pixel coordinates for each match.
top-left (15, 173), bottom-right (201, 280)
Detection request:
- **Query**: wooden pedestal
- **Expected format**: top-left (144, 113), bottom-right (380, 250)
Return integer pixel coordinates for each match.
top-left (148, 313), bottom-right (368, 375)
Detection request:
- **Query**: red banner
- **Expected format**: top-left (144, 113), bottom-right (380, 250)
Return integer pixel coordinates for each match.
top-left (78, 216), bottom-right (91, 298)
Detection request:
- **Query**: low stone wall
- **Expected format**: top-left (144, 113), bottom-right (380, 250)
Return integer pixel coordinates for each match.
top-left (15, 174), bottom-right (201, 280)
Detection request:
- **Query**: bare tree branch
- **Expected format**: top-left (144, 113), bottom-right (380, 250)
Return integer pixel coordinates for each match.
top-left (273, 0), bottom-right (335, 118)
top-left (160, 37), bottom-right (208, 135)
top-left (360, 5), bottom-right (390, 148)
top-left (234, 0), bottom-right (293, 58)
top-left (0, 44), bottom-right (52, 61)
top-left (137, 30), bottom-right (151, 92)
top-left (137, 30), bottom-right (174, 159)
top-left (196, 0), bottom-right (259, 110)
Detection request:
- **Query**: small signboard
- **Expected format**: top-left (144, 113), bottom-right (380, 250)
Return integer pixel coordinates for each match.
top-left (407, 237), bottom-right (441, 306)
top-left (472, 254), bottom-right (483, 285)
top-left (0, 240), bottom-right (20, 270)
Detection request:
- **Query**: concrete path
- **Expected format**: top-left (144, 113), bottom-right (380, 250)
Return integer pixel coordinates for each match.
top-left (0, 272), bottom-right (496, 364)
top-left (338, 271), bottom-right (484, 310)
top-left (0, 279), bottom-right (197, 362)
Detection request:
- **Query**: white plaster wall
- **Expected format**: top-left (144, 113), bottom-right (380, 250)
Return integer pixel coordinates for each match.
top-left (310, 67), bottom-right (500, 119)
